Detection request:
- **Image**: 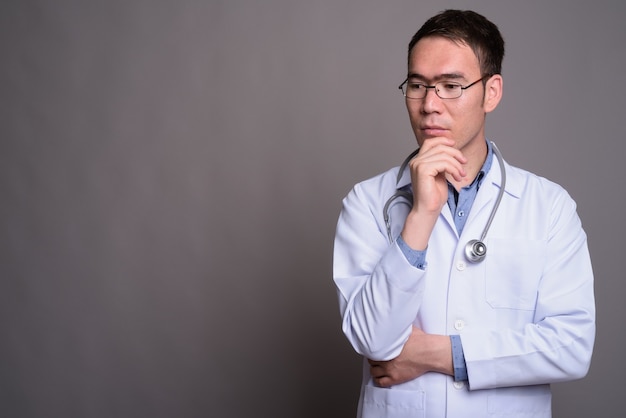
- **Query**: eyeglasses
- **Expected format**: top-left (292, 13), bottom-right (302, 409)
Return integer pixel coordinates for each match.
top-left (398, 75), bottom-right (491, 99)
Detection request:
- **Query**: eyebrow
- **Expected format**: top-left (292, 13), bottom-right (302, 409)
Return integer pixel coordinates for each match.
top-left (407, 73), bottom-right (466, 82)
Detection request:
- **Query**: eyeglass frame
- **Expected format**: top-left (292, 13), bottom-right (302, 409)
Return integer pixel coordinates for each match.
top-left (398, 74), bottom-right (493, 100)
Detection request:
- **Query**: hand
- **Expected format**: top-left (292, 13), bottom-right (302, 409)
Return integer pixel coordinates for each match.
top-left (400, 138), bottom-right (467, 250)
top-left (368, 327), bottom-right (453, 388)
top-left (408, 137), bottom-right (467, 215)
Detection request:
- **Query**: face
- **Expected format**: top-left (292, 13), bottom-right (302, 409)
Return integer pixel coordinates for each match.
top-left (406, 36), bottom-right (502, 155)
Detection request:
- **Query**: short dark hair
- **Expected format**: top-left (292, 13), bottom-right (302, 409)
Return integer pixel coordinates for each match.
top-left (408, 9), bottom-right (505, 76)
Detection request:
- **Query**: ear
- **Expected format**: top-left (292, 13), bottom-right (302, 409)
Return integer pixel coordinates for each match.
top-left (483, 74), bottom-right (503, 113)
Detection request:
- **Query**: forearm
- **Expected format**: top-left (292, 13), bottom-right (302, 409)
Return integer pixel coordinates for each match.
top-left (369, 327), bottom-right (454, 387)
top-left (462, 314), bottom-right (594, 389)
top-left (336, 242), bottom-right (426, 360)
top-left (420, 333), bottom-right (454, 376)
top-left (400, 209), bottom-right (438, 251)
top-left (462, 277), bottom-right (594, 389)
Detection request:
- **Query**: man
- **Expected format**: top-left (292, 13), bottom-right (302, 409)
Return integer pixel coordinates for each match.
top-left (333, 9), bottom-right (595, 418)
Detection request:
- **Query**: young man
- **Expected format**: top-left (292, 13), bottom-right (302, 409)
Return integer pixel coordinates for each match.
top-left (333, 10), bottom-right (595, 418)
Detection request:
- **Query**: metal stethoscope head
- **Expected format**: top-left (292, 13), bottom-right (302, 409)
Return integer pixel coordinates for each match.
top-left (383, 141), bottom-right (507, 263)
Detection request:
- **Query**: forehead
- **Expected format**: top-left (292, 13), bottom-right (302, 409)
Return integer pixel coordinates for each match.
top-left (408, 36), bottom-right (481, 79)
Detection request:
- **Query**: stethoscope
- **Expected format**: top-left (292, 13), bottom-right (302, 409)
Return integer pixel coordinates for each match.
top-left (383, 141), bottom-right (506, 263)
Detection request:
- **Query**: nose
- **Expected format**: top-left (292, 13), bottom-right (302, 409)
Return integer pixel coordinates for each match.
top-left (421, 86), bottom-right (442, 113)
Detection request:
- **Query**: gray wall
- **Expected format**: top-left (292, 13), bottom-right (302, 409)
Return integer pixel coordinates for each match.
top-left (1, 0), bottom-right (624, 417)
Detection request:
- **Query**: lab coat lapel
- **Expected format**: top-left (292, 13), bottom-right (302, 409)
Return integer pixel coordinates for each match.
top-left (463, 156), bottom-right (522, 238)
top-left (440, 201), bottom-right (457, 236)
top-left (462, 156), bottom-right (503, 238)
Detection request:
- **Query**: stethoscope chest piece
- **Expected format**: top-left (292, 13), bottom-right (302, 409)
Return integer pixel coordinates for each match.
top-left (465, 239), bottom-right (487, 263)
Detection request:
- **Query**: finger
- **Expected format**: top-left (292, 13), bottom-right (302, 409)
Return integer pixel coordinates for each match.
top-left (409, 154), bottom-right (466, 181)
top-left (419, 136), bottom-right (467, 156)
top-left (369, 362), bottom-right (385, 373)
top-left (374, 376), bottom-right (393, 388)
top-left (419, 137), bottom-right (455, 152)
top-left (413, 142), bottom-right (467, 165)
top-left (369, 366), bottom-right (385, 378)
top-left (419, 143), bottom-right (468, 166)
top-left (419, 139), bottom-right (468, 166)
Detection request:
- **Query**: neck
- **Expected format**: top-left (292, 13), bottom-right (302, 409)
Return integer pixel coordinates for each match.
top-left (447, 139), bottom-right (488, 190)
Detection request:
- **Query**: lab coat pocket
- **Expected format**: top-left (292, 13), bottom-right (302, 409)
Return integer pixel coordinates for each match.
top-left (485, 238), bottom-right (545, 310)
top-left (362, 385), bottom-right (425, 418)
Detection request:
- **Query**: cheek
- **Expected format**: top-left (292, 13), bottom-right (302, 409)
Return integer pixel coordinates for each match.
top-left (450, 98), bottom-right (482, 120)
top-left (454, 109), bottom-right (485, 137)
top-left (405, 100), bottom-right (418, 115)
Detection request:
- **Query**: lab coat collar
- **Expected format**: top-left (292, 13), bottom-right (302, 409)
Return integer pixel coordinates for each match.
top-left (483, 154), bottom-right (523, 199)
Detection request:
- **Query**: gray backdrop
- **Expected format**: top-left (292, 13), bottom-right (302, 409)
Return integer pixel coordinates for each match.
top-left (1, 0), bottom-right (624, 417)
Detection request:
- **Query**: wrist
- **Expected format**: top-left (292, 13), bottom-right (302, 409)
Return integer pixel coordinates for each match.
top-left (401, 211), bottom-right (438, 250)
top-left (428, 334), bottom-right (454, 376)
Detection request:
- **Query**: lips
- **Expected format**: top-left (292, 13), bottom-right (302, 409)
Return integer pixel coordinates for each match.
top-left (420, 125), bottom-right (448, 136)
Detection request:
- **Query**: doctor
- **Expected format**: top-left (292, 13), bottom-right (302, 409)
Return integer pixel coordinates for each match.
top-left (333, 9), bottom-right (595, 418)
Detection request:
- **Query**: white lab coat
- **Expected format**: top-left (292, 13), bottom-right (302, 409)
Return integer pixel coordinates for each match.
top-left (333, 154), bottom-right (595, 418)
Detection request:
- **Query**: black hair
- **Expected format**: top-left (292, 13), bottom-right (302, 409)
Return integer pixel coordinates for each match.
top-left (408, 10), bottom-right (505, 76)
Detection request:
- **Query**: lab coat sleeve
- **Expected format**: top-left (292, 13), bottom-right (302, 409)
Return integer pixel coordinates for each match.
top-left (333, 182), bottom-right (425, 361)
top-left (462, 188), bottom-right (596, 390)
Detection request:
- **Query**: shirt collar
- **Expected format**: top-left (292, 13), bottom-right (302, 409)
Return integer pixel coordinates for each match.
top-left (470, 139), bottom-right (493, 191)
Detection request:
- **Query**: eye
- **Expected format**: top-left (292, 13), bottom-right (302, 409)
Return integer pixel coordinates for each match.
top-left (407, 82), bottom-right (426, 91)
top-left (440, 82), bottom-right (462, 92)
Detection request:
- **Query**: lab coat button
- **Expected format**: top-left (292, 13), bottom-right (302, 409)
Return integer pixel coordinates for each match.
top-left (453, 381), bottom-right (465, 389)
top-left (456, 261), bottom-right (466, 271)
top-left (454, 320), bottom-right (465, 330)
